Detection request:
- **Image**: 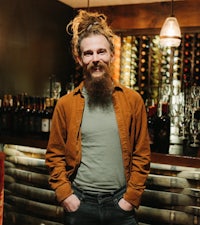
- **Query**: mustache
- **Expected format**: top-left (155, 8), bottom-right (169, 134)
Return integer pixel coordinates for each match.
top-left (88, 61), bottom-right (107, 71)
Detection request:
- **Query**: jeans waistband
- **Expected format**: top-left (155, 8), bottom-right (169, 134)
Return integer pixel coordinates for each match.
top-left (72, 185), bottom-right (126, 203)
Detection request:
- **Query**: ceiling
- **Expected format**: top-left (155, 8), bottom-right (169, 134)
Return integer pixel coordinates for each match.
top-left (58, 0), bottom-right (173, 8)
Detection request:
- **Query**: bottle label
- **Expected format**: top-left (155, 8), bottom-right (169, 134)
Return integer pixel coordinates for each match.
top-left (41, 118), bottom-right (50, 133)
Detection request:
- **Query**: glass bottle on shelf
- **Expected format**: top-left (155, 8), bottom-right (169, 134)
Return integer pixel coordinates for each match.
top-left (24, 95), bottom-right (32, 135)
top-left (18, 93), bottom-right (26, 135)
top-left (147, 102), bottom-right (158, 152)
top-left (41, 97), bottom-right (52, 139)
top-left (1, 94), bottom-right (12, 135)
top-left (12, 94), bottom-right (21, 135)
top-left (155, 102), bottom-right (170, 154)
top-left (34, 97), bottom-right (43, 137)
top-left (29, 96), bottom-right (37, 135)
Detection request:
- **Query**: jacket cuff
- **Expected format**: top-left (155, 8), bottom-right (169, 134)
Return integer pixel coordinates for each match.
top-left (123, 186), bottom-right (143, 208)
top-left (55, 182), bottom-right (73, 204)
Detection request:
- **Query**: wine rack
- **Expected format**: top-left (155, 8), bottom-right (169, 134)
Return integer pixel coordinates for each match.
top-left (118, 32), bottom-right (200, 104)
top-left (118, 32), bottom-right (200, 154)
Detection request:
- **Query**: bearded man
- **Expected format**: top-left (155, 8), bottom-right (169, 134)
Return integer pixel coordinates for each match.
top-left (45, 10), bottom-right (151, 225)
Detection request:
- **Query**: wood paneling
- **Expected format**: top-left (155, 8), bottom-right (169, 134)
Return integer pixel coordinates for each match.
top-left (0, 0), bottom-right (75, 97)
top-left (88, 0), bottom-right (200, 32)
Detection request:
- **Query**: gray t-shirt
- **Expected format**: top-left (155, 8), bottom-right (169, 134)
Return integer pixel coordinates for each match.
top-left (73, 90), bottom-right (126, 193)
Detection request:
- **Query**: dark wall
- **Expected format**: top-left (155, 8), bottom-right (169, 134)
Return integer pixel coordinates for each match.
top-left (0, 0), bottom-right (76, 97)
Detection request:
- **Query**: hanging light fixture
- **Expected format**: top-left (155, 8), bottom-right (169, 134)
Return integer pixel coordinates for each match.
top-left (159, 0), bottom-right (181, 47)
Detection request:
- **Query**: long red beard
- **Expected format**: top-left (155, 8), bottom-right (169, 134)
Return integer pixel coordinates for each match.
top-left (83, 62), bottom-right (113, 108)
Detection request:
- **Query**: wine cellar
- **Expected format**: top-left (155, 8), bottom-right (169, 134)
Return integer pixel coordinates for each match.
top-left (0, 0), bottom-right (200, 225)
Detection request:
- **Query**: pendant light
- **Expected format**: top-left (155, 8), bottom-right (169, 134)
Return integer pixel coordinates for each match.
top-left (159, 0), bottom-right (181, 47)
top-left (87, 0), bottom-right (90, 11)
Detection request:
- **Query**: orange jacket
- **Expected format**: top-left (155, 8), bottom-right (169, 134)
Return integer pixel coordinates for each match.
top-left (45, 81), bottom-right (151, 208)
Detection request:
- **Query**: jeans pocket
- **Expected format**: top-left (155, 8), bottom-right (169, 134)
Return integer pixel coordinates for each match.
top-left (113, 198), bottom-right (134, 214)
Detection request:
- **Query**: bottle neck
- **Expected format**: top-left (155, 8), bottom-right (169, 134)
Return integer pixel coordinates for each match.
top-left (148, 105), bottom-right (157, 117)
top-left (162, 102), bottom-right (169, 116)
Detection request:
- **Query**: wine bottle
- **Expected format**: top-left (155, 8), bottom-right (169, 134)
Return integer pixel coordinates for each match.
top-left (12, 95), bottom-right (21, 135)
top-left (29, 96), bottom-right (37, 135)
top-left (147, 104), bottom-right (158, 152)
top-left (155, 102), bottom-right (170, 154)
top-left (18, 93), bottom-right (26, 135)
top-left (24, 95), bottom-right (32, 134)
top-left (34, 97), bottom-right (43, 137)
top-left (1, 95), bottom-right (12, 135)
top-left (41, 97), bottom-right (52, 139)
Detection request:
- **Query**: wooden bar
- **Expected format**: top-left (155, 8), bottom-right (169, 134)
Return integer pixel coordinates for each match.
top-left (151, 152), bottom-right (200, 168)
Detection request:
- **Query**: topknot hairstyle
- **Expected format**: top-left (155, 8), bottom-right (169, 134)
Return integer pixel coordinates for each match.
top-left (67, 10), bottom-right (116, 61)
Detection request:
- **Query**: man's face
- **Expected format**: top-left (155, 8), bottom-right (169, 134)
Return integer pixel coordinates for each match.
top-left (78, 34), bottom-right (114, 78)
top-left (77, 34), bottom-right (114, 108)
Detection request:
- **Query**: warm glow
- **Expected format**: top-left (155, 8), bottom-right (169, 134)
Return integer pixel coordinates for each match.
top-left (160, 16), bottom-right (181, 47)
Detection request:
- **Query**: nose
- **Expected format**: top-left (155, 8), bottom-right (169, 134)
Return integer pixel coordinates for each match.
top-left (92, 53), bottom-right (100, 63)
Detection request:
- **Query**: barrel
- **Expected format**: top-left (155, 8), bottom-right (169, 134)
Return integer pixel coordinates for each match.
top-left (7, 183), bottom-right (56, 204)
top-left (137, 206), bottom-right (199, 225)
top-left (4, 211), bottom-right (63, 225)
top-left (4, 145), bottom-right (46, 159)
top-left (3, 144), bottom-right (200, 225)
top-left (141, 189), bottom-right (196, 207)
top-left (151, 162), bottom-right (200, 172)
top-left (146, 174), bottom-right (196, 189)
top-left (5, 167), bottom-right (49, 188)
top-left (177, 171), bottom-right (200, 180)
top-left (171, 206), bottom-right (200, 216)
top-left (6, 195), bottom-right (63, 220)
top-left (6, 156), bottom-right (45, 167)
top-left (6, 144), bottom-right (46, 155)
top-left (182, 188), bottom-right (200, 197)
top-left (4, 175), bottom-right (15, 185)
top-left (4, 160), bottom-right (15, 168)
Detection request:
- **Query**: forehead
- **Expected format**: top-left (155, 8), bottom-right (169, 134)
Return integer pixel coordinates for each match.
top-left (80, 34), bottom-right (111, 52)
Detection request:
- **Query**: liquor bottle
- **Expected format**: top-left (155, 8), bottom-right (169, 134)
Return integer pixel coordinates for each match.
top-left (12, 95), bottom-right (21, 135)
top-left (18, 93), bottom-right (26, 135)
top-left (1, 95), bottom-right (12, 135)
top-left (1, 95), bottom-right (7, 135)
top-left (24, 95), bottom-right (32, 134)
top-left (155, 102), bottom-right (170, 154)
top-left (41, 97), bottom-right (52, 139)
top-left (34, 97), bottom-right (43, 137)
top-left (29, 96), bottom-right (37, 135)
top-left (6, 94), bottom-right (13, 135)
top-left (147, 104), bottom-right (158, 152)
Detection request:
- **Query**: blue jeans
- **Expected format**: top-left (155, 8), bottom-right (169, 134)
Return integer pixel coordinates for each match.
top-left (64, 186), bottom-right (138, 225)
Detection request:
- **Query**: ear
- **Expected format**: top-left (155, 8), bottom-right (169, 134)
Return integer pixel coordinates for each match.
top-left (77, 57), bottom-right (83, 67)
top-left (110, 53), bottom-right (115, 63)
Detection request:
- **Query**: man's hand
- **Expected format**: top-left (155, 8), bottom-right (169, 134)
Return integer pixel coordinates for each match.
top-left (118, 198), bottom-right (134, 211)
top-left (61, 194), bottom-right (81, 212)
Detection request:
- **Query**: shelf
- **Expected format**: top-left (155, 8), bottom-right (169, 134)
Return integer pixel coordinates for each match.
top-left (151, 152), bottom-right (200, 168)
